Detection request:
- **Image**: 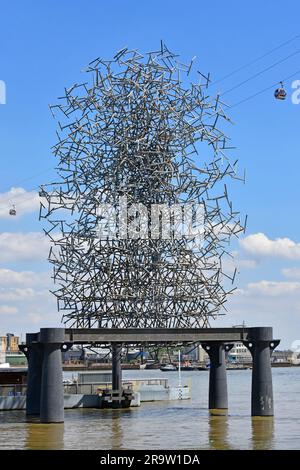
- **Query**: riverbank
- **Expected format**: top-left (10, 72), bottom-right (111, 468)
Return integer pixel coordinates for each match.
top-left (61, 361), bottom-right (297, 371)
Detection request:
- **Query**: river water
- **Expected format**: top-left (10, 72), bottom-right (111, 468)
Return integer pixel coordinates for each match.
top-left (0, 367), bottom-right (299, 450)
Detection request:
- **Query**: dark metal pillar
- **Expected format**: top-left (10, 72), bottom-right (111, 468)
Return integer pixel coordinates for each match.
top-left (111, 343), bottom-right (122, 408)
top-left (19, 333), bottom-right (43, 417)
top-left (40, 328), bottom-right (65, 423)
top-left (244, 327), bottom-right (280, 417)
top-left (202, 342), bottom-right (233, 414)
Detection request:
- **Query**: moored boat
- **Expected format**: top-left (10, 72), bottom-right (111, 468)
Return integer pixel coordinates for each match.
top-left (160, 364), bottom-right (177, 371)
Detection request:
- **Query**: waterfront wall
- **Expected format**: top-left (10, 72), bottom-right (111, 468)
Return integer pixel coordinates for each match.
top-left (0, 396), bottom-right (26, 410)
top-left (0, 386), bottom-right (188, 410)
top-left (0, 394), bottom-right (100, 411)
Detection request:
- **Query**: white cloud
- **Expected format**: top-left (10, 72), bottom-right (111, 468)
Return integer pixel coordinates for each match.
top-left (0, 293), bottom-right (60, 335)
top-left (0, 227), bottom-right (299, 346)
top-left (0, 287), bottom-right (39, 302)
top-left (0, 232), bottom-right (50, 263)
top-left (240, 232), bottom-right (300, 260)
top-left (28, 312), bottom-right (44, 324)
top-left (282, 268), bottom-right (300, 280)
top-left (0, 187), bottom-right (39, 219)
top-left (0, 283), bottom-right (59, 333)
top-left (218, 279), bottom-right (300, 348)
top-left (222, 251), bottom-right (258, 272)
top-left (0, 266), bottom-right (58, 332)
top-left (246, 280), bottom-right (300, 296)
top-left (0, 267), bottom-right (53, 313)
top-left (0, 305), bottom-right (18, 315)
top-left (0, 268), bottom-right (50, 287)
top-left (0, 234), bottom-right (61, 332)
top-left (236, 258), bottom-right (258, 269)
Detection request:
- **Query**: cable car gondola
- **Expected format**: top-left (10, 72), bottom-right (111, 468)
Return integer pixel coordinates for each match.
top-left (274, 82), bottom-right (287, 100)
top-left (9, 205), bottom-right (16, 216)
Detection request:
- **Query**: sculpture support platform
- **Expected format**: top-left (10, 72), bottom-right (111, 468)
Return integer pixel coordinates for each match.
top-left (20, 326), bottom-right (280, 422)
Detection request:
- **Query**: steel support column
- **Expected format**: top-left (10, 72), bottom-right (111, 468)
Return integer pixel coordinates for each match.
top-left (111, 343), bottom-right (122, 408)
top-left (20, 333), bottom-right (43, 417)
top-left (40, 328), bottom-right (65, 423)
top-left (202, 342), bottom-right (233, 414)
top-left (244, 327), bottom-right (280, 417)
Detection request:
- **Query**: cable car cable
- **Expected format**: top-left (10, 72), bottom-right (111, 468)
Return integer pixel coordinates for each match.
top-left (3, 48), bottom-right (300, 214)
top-left (229, 68), bottom-right (300, 109)
top-left (3, 35), bottom-right (300, 197)
top-left (210, 32), bottom-right (300, 86)
top-left (1, 63), bottom-right (299, 215)
top-left (221, 47), bottom-right (300, 96)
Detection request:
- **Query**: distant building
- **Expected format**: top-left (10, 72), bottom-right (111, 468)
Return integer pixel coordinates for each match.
top-left (0, 334), bottom-right (22, 365)
top-left (6, 334), bottom-right (19, 352)
top-left (198, 345), bottom-right (209, 364)
top-left (228, 342), bottom-right (252, 363)
top-left (181, 345), bottom-right (199, 362)
top-left (0, 336), bottom-right (7, 353)
top-left (273, 350), bottom-right (293, 363)
top-left (0, 333), bottom-right (20, 353)
top-left (62, 348), bottom-right (82, 363)
top-left (0, 337), bottom-right (6, 364)
top-left (0, 334), bottom-right (20, 352)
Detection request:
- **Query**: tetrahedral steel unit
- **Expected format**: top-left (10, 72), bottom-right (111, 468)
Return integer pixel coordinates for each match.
top-left (40, 44), bottom-right (244, 329)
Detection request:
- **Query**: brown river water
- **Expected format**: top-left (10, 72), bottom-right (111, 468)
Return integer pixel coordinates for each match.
top-left (0, 368), bottom-right (299, 449)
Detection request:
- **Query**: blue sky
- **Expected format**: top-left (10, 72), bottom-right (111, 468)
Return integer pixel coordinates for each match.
top-left (0, 0), bottom-right (300, 347)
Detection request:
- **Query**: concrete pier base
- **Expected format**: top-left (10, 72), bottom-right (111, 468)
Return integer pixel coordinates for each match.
top-left (244, 327), bottom-right (280, 417)
top-left (202, 342), bottom-right (233, 414)
top-left (40, 328), bottom-right (65, 423)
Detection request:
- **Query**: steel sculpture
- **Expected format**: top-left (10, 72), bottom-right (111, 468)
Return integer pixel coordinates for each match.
top-left (39, 43), bottom-right (244, 329)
